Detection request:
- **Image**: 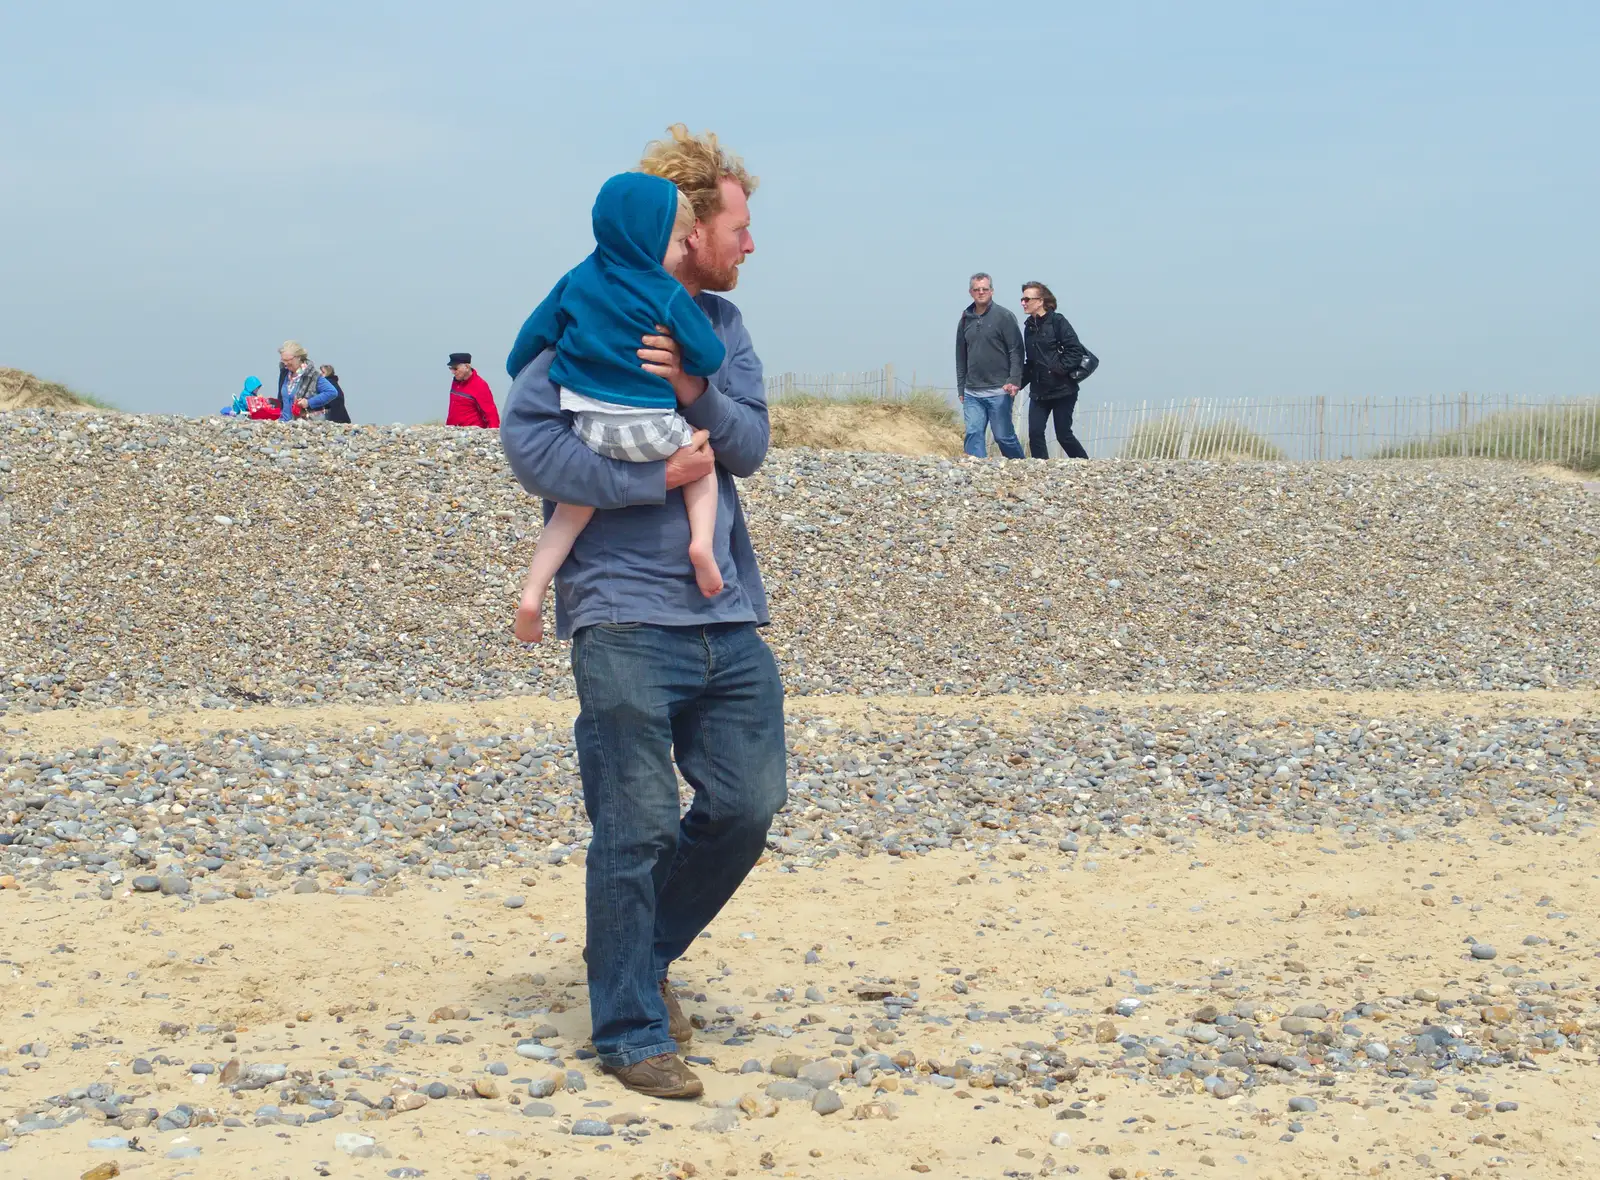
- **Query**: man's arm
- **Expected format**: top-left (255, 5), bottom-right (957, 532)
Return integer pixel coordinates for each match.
top-left (674, 301), bottom-right (768, 479)
top-left (472, 376), bottom-right (501, 428)
top-left (954, 316), bottom-right (967, 396)
top-left (500, 349), bottom-right (668, 510)
top-left (1005, 312), bottom-right (1025, 389)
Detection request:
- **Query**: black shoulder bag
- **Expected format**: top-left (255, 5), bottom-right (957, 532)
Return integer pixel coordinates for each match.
top-left (1056, 315), bottom-right (1098, 384)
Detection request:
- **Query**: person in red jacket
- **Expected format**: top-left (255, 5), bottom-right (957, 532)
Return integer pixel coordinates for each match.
top-left (446, 352), bottom-right (501, 428)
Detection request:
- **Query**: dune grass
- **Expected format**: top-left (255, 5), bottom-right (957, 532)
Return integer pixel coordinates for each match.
top-left (1119, 414), bottom-right (1286, 461)
top-left (0, 367), bottom-right (115, 411)
top-left (1372, 402), bottom-right (1600, 472)
top-left (769, 389), bottom-right (961, 456)
top-left (771, 388), bottom-right (957, 428)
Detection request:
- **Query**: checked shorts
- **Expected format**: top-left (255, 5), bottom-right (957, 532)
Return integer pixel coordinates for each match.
top-left (572, 409), bottom-right (695, 462)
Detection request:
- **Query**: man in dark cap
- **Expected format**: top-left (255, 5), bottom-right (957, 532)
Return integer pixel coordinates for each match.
top-left (446, 353), bottom-right (500, 428)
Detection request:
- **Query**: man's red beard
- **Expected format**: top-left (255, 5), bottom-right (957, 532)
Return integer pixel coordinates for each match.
top-left (681, 251), bottom-right (741, 293)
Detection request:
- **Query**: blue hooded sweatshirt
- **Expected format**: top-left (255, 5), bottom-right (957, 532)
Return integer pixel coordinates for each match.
top-left (505, 172), bottom-right (725, 409)
top-left (224, 375), bottom-right (263, 416)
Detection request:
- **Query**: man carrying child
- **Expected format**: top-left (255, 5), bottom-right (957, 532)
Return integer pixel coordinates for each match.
top-left (499, 126), bottom-right (785, 1099)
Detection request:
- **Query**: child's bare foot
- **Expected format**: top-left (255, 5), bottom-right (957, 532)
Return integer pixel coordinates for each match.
top-left (688, 540), bottom-right (723, 598)
top-left (514, 598), bottom-right (544, 643)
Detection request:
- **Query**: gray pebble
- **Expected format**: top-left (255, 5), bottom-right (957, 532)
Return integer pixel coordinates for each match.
top-left (334, 1132), bottom-right (381, 1157)
top-left (570, 1119), bottom-right (613, 1137)
top-left (798, 1061), bottom-right (844, 1088)
top-left (766, 1080), bottom-right (818, 1101)
top-left (692, 1109), bottom-right (741, 1133)
top-left (811, 1088), bottom-right (843, 1115)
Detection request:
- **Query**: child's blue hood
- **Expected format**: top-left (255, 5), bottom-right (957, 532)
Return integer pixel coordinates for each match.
top-left (591, 172), bottom-right (677, 270)
top-left (504, 169), bottom-right (725, 402)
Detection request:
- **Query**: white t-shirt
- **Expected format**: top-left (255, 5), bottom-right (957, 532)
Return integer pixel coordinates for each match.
top-left (559, 386), bottom-right (672, 422)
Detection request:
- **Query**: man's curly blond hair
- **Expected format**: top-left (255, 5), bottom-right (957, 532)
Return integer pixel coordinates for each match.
top-left (639, 124), bottom-right (757, 224)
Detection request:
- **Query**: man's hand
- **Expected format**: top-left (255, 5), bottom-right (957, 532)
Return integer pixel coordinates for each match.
top-left (640, 327), bottom-right (709, 406)
top-left (664, 429), bottom-right (714, 489)
top-left (1002, 383), bottom-right (1019, 395)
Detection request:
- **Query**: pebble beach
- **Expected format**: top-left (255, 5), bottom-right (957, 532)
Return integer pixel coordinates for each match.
top-left (3, 407), bottom-right (1600, 1180)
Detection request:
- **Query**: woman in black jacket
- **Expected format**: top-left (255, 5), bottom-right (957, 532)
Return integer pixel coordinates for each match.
top-left (316, 365), bottom-right (354, 424)
top-left (1019, 282), bottom-right (1089, 459)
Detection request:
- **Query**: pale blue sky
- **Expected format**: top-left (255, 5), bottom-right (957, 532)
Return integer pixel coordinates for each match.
top-left (2, 1), bottom-right (1596, 421)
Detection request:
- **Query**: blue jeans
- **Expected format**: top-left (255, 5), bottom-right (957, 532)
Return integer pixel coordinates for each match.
top-left (570, 622), bottom-right (788, 1068)
top-left (962, 391), bottom-right (1024, 458)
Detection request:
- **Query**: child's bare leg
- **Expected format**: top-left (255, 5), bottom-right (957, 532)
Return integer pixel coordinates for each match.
top-left (515, 502), bottom-right (595, 642)
top-left (682, 469), bottom-right (723, 597)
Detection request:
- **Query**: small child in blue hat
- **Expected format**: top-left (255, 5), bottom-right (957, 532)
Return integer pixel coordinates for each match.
top-left (505, 172), bottom-right (726, 642)
top-left (222, 375), bottom-right (262, 416)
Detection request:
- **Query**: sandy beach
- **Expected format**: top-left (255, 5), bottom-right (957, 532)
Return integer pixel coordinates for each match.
top-left (4, 691), bottom-right (1600, 1180)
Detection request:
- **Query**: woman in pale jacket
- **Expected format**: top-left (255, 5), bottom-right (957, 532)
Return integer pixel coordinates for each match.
top-left (276, 340), bottom-right (340, 421)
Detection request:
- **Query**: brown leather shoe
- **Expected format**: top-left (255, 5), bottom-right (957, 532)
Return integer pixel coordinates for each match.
top-left (602, 1053), bottom-right (704, 1099)
top-left (660, 978), bottom-right (692, 1050)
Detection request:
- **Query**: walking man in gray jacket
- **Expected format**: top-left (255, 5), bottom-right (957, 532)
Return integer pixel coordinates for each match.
top-left (955, 272), bottom-right (1025, 458)
top-left (500, 126), bottom-right (785, 1102)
